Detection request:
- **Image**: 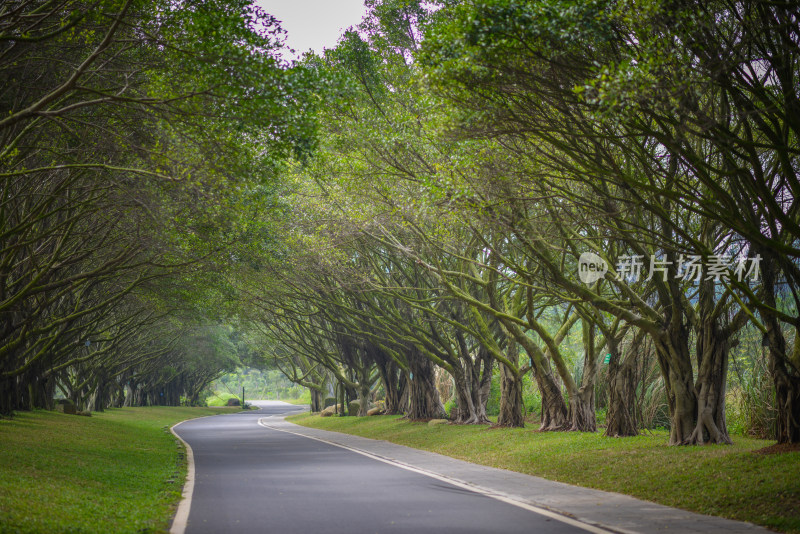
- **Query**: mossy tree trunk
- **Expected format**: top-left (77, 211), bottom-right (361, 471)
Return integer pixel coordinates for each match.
top-left (406, 349), bottom-right (446, 420)
top-left (498, 363), bottom-right (525, 427)
top-left (605, 332), bottom-right (640, 437)
top-left (451, 344), bottom-right (492, 424)
top-left (373, 348), bottom-right (403, 415)
top-left (497, 339), bottom-right (525, 427)
top-left (761, 257), bottom-right (800, 443)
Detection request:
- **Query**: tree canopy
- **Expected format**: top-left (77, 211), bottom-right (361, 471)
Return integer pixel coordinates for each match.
top-left (3, 0), bottom-right (799, 448)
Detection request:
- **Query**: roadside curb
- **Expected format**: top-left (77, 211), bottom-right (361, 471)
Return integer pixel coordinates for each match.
top-left (169, 411), bottom-right (239, 534)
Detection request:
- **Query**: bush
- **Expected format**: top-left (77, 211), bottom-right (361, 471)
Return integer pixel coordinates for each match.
top-left (444, 398), bottom-right (457, 418)
top-left (727, 373), bottom-right (776, 439)
top-left (725, 325), bottom-right (780, 438)
top-left (204, 392), bottom-right (239, 407)
top-left (323, 396), bottom-right (337, 408)
top-left (638, 378), bottom-right (670, 430)
top-left (595, 407), bottom-right (607, 427)
top-left (347, 399), bottom-right (361, 415)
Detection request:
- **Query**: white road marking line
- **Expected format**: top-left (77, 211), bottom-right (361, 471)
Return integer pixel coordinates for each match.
top-left (169, 420), bottom-right (195, 534)
top-left (170, 412), bottom-right (235, 534)
top-left (258, 417), bottom-right (615, 534)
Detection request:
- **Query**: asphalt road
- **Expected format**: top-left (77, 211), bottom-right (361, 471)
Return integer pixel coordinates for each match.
top-left (172, 401), bottom-right (592, 534)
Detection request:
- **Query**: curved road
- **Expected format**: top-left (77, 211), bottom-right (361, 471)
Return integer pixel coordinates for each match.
top-left (172, 401), bottom-right (594, 534)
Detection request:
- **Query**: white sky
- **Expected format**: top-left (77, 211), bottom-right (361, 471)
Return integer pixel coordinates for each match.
top-left (256, 1), bottom-right (368, 58)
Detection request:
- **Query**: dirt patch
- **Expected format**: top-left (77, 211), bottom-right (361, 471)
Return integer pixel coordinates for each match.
top-left (751, 442), bottom-right (800, 455)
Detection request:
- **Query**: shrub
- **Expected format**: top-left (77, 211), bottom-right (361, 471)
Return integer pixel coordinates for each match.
top-left (347, 399), bottom-right (361, 415)
top-left (595, 407), bottom-right (607, 427)
top-left (444, 398), bottom-right (457, 418)
top-left (638, 377), bottom-right (670, 430)
top-left (727, 371), bottom-right (776, 439)
top-left (204, 392), bottom-right (239, 407)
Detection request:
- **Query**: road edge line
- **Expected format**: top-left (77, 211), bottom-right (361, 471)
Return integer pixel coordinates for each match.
top-left (169, 419), bottom-right (196, 534)
top-left (170, 411), bottom-right (240, 534)
top-left (258, 417), bottom-right (616, 534)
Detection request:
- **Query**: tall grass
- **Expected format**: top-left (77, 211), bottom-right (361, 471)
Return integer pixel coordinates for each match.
top-left (728, 348), bottom-right (776, 438)
top-left (726, 324), bottom-right (779, 439)
top-left (638, 376), bottom-right (670, 430)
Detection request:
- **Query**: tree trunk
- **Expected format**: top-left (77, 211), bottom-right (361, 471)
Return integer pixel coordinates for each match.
top-left (762, 314), bottom-right (800, 443)
top-left (532, 365), bottom-right (569, 431)
top-left (770, 344), bottom-right (800, 444)
top-left (451, 369), bottom-right (474, 423)
top-left (92, 377), bottom-right (107, 412)
top-left (497, 340), bottom-right (524, 428)
top-left (450, 349), bottom-right (491, 424)
top-left (406, 350), bottom-right (446, 420)
top-left (451, 367), bottom-right (490, 424)
top-left (475, 347), bottom-right (493, 417)
top-left (688, 314), bottom-right (733, 444)
top-left (567, 321), bottom-right (598, 432)
top-left (358, 383), bottom-right (371, 416)
top-left (382, 367), bottom-right (402, 414)
top-left (761, 254), bottom-right (800, 443)
top-left (375, 353), bottom-right (402, 415)
top-left (124, 382), bottom-right (136, 407)
top-left (310, 388), bottom-right (324, 412)
top-left (397, 372), bottom-right (409, 414)
top-left (502, 319), bottom-right (570, 431)
top-left (568, 388), bottom-right (595, 431)
top-left (497, 363), bottom-right (525, 427)
top-left (345, 382), bottom-right (357, 414)
top-left (605, 334), bottom-right (639, 437)
top-left (654, 334), bottom-right (696, 445)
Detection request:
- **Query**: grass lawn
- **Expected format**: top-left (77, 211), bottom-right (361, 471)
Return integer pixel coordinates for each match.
top-left (287, 412), bottom-right (800, 533)
top-left (0, 406), bottom-right (239, 533)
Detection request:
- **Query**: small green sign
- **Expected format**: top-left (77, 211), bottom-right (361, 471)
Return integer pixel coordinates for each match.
top-left (603, 354), bottom-right (611, 364)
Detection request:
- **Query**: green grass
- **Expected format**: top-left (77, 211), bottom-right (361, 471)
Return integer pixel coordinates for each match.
top-left (0, 406), bottom-right (239, 533)
top-left (287, 412), bottom-right (800, 533)
top-left (204, 391), bottom-right (240, 406)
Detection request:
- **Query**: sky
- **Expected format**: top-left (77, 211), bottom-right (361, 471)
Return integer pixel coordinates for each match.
top-left (256, 0), bottom-right (368, 58)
